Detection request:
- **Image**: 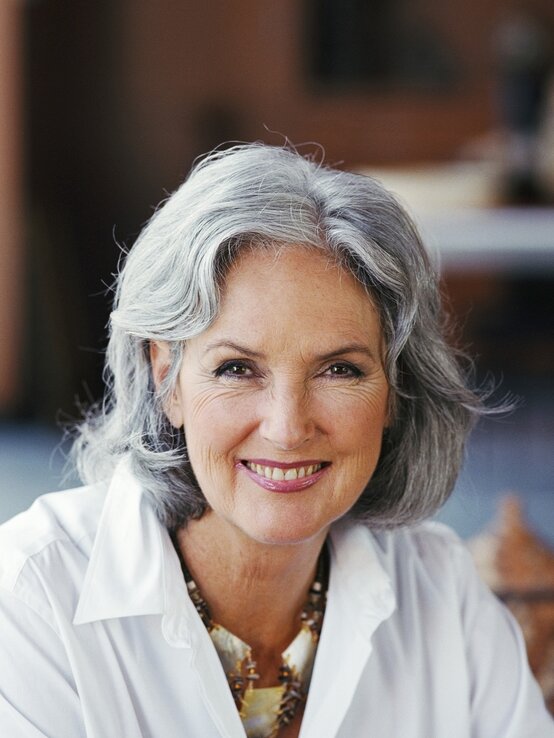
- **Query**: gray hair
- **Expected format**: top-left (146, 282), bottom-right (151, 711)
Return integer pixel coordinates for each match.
top-left (72, 142), bottom-right (487, 530)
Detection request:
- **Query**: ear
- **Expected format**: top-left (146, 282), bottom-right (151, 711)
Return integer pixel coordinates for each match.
top-left (149, 340), bottom-right (184, 428)
top-left (150, 340), bottom-right (171, 390)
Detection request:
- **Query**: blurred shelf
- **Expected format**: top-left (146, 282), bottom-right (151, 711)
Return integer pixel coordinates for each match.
top-left (359, 163), bottom-right (554, 274)
top-left (418, 208), bottom-right (554, 273)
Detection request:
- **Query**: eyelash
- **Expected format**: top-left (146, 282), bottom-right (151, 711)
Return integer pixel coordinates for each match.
top-left (214, 360), bottom-right (363, 380)
top-left (322, 362), bottom-right (363, 379)
top-left (214, 360), bottom-right (258, 379)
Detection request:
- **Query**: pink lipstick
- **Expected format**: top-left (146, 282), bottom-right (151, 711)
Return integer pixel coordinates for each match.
top-left (237, 459), bottom-right (330, 493)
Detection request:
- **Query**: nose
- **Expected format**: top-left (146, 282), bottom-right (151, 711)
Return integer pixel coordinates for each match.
top-left (259, 382), bottom-right (315, 451)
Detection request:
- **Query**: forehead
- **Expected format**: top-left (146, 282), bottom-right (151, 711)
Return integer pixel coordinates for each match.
top-left (208, 245), bottom-right (382, 345)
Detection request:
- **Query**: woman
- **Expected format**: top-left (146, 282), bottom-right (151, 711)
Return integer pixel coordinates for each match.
top-left (0, 143), bottom-right (552, 737)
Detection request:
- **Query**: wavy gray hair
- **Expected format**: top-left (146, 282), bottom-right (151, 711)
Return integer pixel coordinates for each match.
top-left (72, 142), bottom-right (486, 530)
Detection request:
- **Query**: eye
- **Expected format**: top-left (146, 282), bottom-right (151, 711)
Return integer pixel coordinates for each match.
top-left (214, 360), bottom-right (257, 379)
top-left (323, 362), bottom-right (363, 378)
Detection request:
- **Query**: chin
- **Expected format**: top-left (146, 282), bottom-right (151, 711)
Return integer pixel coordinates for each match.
top-left (239, 512), bottom-right (333, 548)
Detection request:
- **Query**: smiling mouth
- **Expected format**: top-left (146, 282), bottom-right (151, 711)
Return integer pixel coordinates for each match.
top-left (242, 461), bottom-right (328, 481)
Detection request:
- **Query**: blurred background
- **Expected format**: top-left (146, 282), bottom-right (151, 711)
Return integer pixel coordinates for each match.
top-left (0, 0), bottom-right (554, 708)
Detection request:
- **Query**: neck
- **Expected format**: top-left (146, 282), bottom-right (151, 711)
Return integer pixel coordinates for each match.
top-left (174, 511), bottom-right (328, 659)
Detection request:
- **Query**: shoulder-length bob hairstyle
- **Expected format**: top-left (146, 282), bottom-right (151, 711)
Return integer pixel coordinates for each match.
top-left (73, 142), bottom-right (486, 530)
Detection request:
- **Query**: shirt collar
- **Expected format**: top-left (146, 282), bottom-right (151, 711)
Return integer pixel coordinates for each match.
top-left (328, 519), bottom-right (396, 631)
top-left (299, 521), bottom-right (396, 737)
top-left (73, 458), bottom-right (186, 626)
top-left (73, 461), bottom-right (395, 633)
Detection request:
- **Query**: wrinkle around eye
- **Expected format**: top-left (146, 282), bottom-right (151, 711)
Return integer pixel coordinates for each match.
top-left (185, 384), bottom-right (255, 417)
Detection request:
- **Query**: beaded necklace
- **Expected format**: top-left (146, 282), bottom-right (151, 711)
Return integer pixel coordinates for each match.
top-left (172, 537), bottom-right (328, 738)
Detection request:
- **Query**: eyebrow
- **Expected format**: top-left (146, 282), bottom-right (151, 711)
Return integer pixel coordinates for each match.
top-left (204, 341), bottom-right (264, 358)
top-left (316, 344), bottom-right (378, 362)
top-left (204, 340), bottom-right (377, 362)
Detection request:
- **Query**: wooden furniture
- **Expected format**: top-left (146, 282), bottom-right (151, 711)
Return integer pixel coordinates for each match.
top-left (469, 496), bottom-right (554, 714)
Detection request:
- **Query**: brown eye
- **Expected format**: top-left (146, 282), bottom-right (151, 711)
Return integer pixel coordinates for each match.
top-left (215, 361), bottom-right (255, 378)
top-left (325, 363), bottom-right (362, 378)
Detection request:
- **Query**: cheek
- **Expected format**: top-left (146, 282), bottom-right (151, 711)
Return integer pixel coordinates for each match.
top-left (323, 385), bottom-right (389, 431)
top-left (325, 390), bottom-right (388, 466)
top-left (181, 389), bottom-right (259, 455)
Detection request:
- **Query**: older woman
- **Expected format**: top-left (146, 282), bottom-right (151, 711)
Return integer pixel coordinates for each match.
top-left (0, 144), bottom-right (552, 738)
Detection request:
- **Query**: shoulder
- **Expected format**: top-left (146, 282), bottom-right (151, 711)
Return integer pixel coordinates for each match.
top-left (357, 520), bottom-right (546, 647)
top-left (330, 519), bottom-right (476, 617)
top-left (357, 520), bottom-right (487, 611)
top-left (0, 483), bottom-right (108, 615)
top-left (372, 518), bottom-right (466, 553)
top-left (0, 486), bottom-right (106, 736)
top-left (338, 523), bottom-right (554, 732)
top-left (371, 520), bottom-right (472, 580)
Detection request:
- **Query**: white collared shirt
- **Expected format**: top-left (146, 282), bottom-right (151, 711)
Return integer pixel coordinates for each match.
top-left (0, 461), bottom-right (552, 737)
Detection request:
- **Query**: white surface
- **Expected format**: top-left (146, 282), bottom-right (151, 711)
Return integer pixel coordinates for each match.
top-left (418, 208), bottom-right (554, 272)
top-left (360, 164), bottom-right (554, 272)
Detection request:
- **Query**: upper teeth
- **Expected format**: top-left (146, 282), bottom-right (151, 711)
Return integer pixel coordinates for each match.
top-left (245, 462), bottom-right (323, 481)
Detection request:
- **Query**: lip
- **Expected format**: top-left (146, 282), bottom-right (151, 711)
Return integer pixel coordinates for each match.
top-left (236, 460), bottom-right (330, 493)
